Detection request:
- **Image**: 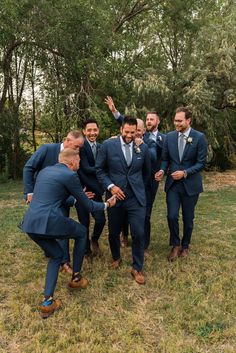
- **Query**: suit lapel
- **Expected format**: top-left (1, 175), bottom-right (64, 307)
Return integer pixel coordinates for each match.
top-left (181, 129), bottom-right (194, 161)
top-left (116, 137), bottom-right (128, 170)
top-left (84, 140), bottom-right (95, 162)
top-left (172, 131), bottom-right (180, 162)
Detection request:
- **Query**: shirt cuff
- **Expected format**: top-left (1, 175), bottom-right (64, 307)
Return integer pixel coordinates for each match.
top-left (113, 111), bottom-right (121, 120)
top-left (108, 184), bottom-right (115, 191)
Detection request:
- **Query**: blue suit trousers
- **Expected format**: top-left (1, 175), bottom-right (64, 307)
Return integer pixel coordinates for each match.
top-left (108, 192), bottom-right (145, 271)
top-left (76, 194), bottom-right (106, 253)
top-left (28, 226), bottom-right (86, 298)
top-left (166, 181), bottom-right (199, 248)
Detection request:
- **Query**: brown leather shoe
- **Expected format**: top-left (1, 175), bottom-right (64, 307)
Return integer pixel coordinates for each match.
top-left (60, 262), bottom-right (73, 275)
top-left (39, 299), bottom-right (62, 319)
top-left (68, 275), bottom-right (88, 289)
top-left (91, 240), bottom-right (102, 256)
top-left (111, 258), bottom-right (122, 269)
top-left (179, 248), bottom-right (189, 258)
top-left (131, 269), bottom-right (145, 285)
top-left (167, 246), bottom-right (181, 262)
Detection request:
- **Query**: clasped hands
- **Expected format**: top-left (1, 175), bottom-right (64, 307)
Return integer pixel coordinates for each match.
top-left (155, 170), bottom-right (185, 181)
top-left (110, 185), bottom-right (125, 200)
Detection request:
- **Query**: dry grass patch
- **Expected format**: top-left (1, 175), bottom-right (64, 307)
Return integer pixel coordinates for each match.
top-left (0, 177), bottom-right (236, 353)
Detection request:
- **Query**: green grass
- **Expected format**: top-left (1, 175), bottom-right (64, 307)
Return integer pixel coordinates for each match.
top-left (0, 176), bottom-right (236, 353)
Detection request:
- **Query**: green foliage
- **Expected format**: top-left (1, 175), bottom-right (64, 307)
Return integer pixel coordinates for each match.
top-left (0, 0), bottom-right (235, 175)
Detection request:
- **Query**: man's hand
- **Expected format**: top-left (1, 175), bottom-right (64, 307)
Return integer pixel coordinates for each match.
top-left (83, 187), bottom-right (95, 199)
top-left (155, 170), bottom-right (164, 182)
top-left (26, 194), bottom-right (33, 204)
top-left (104, 96), bottom-right (117, 113)
top-left (110, 185), bottom-right (125, 200)
top-left (106, 195), bottom-right (117, 208)
top-left (171, 170), bottom-right (185, 180)
top-left (134, 137), bottom-right (143, 146)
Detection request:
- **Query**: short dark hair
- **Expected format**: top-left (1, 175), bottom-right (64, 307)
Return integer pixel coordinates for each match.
top-left (175, 107), bottom-right (192, 120)
top-left (122, 116), bottom-right (137, 127)
top-left (82, 118), bottom-right (99, 129)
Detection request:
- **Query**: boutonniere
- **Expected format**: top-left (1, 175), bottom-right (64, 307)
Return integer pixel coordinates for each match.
top-left (186, 136), bottom-right (193, 144)
top-left (134, 144), bottom-right (141, 154)
top-left (157, 135), bottom-right (162, 142)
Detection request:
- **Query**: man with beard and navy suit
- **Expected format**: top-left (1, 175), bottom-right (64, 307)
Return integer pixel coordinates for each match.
top-left (155, 107), bottom-right (208, 261)
top-left (23, 130), bottom-right (84, 274)
top-left (105, 96), bottom-right (165, 255)
top-left (21, 148), bottom-right (116, 318)
top-left (77, 119), bottom-right (106, 258)
top-left (96, 116), bottom-right (151, 284)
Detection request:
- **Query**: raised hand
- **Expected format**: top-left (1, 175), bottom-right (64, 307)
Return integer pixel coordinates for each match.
top-left (104, 96), bottom-right (117, 113)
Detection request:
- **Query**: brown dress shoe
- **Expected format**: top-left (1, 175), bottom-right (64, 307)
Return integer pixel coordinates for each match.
top-left (39, 299), bottom-right (62, 319)
top-left (111, 258), bottom-right (122, 269)
top-left (167, 246), bottom-right (181, 262)
top-left (131, 269), bottom-right (145, 285)
top-left (60, 262), bottom-right (73, 275)
top-left (91, 240), bottom-right (102, 256)
top-left (68, 275), bottom-right (88, 289)
top-left (179, 248), bottom-right (189, 258)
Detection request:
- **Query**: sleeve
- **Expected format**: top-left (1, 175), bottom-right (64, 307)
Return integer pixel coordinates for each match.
top-left (23, 145), bottom-right (48, 195)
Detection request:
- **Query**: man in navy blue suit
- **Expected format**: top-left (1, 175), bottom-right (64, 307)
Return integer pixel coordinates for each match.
top-left (96, 117), bottom-right (151, 284)
top-left (105, 96), bottom-right (165, 255)
top-left (77, 119), bottom-right (105, 257)
top-left (21, 148), bottom-right (116, 318)
top-left (155, 107), bottom-right (208, 261)
top-left (23, 130), bottom-right (84, 274)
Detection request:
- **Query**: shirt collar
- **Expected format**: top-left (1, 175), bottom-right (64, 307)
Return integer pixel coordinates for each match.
top-left (120, 136), bottom-right (133, 147)
top-left (179, 127), bottom-right (191, 138)
top-left (86, 138), bottom-right (96, 147)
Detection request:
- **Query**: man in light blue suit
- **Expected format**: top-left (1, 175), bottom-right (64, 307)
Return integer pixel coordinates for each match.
top-left (23, 130), bottom-right (84, 273)
top-left (96, 117), bottom-right (151, 284)
top-left (155, 107), bottom-right (208, 261)
top-left (21, 148), bottom-right (116, 318)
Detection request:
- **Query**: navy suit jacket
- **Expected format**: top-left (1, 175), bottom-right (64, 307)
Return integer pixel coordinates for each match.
top-left (23, 143), bottom-right (61, 196)
top-left (21, 163), bottom-right (105, 236)
top-left (78, 140), bottom-right (103, 195)
top-left (115, 113), bottom-right (165, 175)
top-left (95, 137), bottom-right (151, 207)
top-left (161, 129), bottom-right (208, 196)
top-left (143, 131), bottom-right (166, 174)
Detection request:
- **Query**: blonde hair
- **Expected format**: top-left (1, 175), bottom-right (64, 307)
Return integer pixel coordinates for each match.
top-left (58, 148), bottom-right (79, 164)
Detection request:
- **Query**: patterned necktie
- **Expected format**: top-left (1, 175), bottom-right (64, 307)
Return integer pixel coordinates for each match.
top-left (91, 143), bottom-right (97, 159)
top-left (178, 133), bottom-right (185, 161)
top-left (124, 144), bottom-right (132, 166)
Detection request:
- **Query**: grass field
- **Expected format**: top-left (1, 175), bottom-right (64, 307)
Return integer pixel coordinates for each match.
top-left (0, 172), bottom-right (236, 353)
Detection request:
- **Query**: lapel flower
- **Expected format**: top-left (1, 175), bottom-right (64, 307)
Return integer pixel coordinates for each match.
top-left (157, 135), bottom-right (162, 142)
top-left (186, 136), bottom-right (193, 144)
top-left (134, 144), bottom-right (141, 154)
